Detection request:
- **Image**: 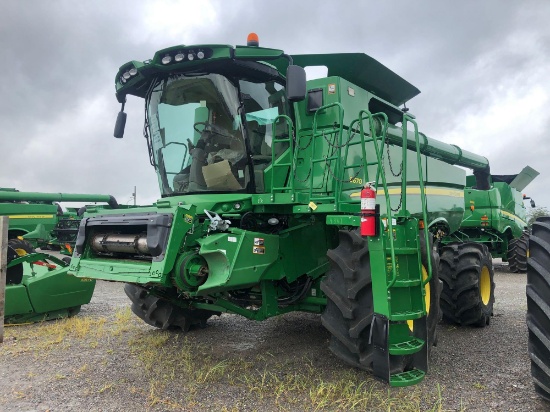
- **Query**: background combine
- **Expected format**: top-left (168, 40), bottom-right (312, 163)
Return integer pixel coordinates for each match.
top-left (62, 34), bottom-right (546, 395)
top-left (0, 189), bottom-right (120, 255)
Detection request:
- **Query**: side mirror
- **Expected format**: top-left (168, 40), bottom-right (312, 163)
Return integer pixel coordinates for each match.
top-left (286, 65), bottom-right (306, 102)
top-left (531, 199), bottom-right (536, 208)
top-left (114, 111), bottom-right (127, 138)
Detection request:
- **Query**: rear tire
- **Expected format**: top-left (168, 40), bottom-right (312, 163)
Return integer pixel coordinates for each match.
top-left (526, 217), bottom-right (550, 402)
top-left (439, 242), bottom-right (495, 327)
top-left (320, 229), bottom-right (441, 372)
top-left (124, 284), bottom-right (219, 332)
top-left (508, 231), bottom-right (529, 273)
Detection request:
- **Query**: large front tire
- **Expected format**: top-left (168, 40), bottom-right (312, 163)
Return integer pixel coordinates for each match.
top-left (526, 217), bottom-right (550, 402)
top-left (124, 284), bottom-right (218, 332)
top-left (439, 242), bottom-right (495, 327)
top-left (508, 231), bottom-right (529, 273)
top-left (320, 230), bottom-right (441, 372)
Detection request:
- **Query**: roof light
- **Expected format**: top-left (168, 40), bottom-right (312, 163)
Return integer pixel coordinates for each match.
top-left (175, 53), bottom-right (185, 62)
top-left (121, 76), bottom-right (127, 84)
top-left (247, 32), bottom-right (259, 46)
top-left (129, 68), bottom-right (137, 76)
top-left (187, 52), bottom-right (194, 61)
top-left (123, 71), bottom-right (131, 79)
top-left (197, 50), bottom-right (205, 59)
top-left (161, 55), bottom-right (172, 64)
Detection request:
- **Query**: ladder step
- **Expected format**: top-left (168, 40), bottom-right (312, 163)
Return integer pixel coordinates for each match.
top-left (389, 337), bottom-right (425, 355)
top-left (390, 310), bottom-right (424, 321)
top-left (390, 369), bottom-right (426, 387)
top-left (392, 279), bottom-right (421, 288)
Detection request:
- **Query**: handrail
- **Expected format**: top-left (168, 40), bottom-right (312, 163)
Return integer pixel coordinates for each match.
top-left (309, 102), bottom-right (345, 205)
top-left (270, 114), bottom-right (295, 200)
top-left (403, 115), bottom-right (432, 286)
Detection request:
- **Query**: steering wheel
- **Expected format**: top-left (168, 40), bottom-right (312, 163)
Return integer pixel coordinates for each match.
top-left (193, 121), bottom-right (233, 139)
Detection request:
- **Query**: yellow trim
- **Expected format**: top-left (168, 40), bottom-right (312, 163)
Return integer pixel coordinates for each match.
top-left (500, 210), bottom-right (527, 226)
top-left (350, 187), bottom-right (464, 198)
top-left (480, 266), bottom-right (491, 305)
top-left (408, 265), bottom-right (431, 331)
top-left (7, 214), bottom-right (55, 219)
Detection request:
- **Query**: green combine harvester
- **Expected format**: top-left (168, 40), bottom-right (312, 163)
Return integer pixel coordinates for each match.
top-left (2, 191), bottom-right (119, 323)
top-left (65, 34), bottom-right (548, 396)
top-left (444, 167), bottom-right (537, 271)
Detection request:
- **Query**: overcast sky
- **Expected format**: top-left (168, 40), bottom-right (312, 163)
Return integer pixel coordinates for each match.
top-left (1, 0), bottom-right (549, 210)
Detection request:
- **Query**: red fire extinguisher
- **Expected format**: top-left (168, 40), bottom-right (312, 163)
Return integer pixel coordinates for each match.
top-left (360, 182), bottom-right (377, 237)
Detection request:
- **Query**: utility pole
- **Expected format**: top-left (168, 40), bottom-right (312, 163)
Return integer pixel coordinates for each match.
top-left (133, 186), bottom-right (137, 206)
top-left (0, 216), bottom-right (8, 343)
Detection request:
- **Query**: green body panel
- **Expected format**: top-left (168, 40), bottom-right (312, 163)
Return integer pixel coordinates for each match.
top-left (5, 255), bottom-right (96, 324)
top-left (1, 202), bottom-right (58, 240)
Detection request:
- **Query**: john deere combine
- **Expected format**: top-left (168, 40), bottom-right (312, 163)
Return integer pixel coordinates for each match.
top-left (67, 34), bottom-right (544, 392)
top-left (443, 167), bottom-right (538, 273)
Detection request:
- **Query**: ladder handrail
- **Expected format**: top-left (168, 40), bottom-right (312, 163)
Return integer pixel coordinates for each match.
top-left (356, 110), bottom-right (401, 288)
top-left (270, 115), bottom-right (295, 200)
top-left (403, 115), bottom-right (432, 286)
top-left (309, 102), bottom-right (345, 206)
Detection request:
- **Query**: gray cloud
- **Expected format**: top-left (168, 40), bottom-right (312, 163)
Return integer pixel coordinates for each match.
top-left (1, 0), bottom-right (549, 207)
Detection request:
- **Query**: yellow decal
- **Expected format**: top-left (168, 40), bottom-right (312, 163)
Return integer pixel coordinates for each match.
top-left (8, 214), bottom-right (55, 219)
top-left (349, 176), bottom-right (363, 185)
top-left (500, 210), bottom-right (527, 226)
top-left (184, 214), bottom-right (193, 224)
top-left (308, 201), bottom-right (318, 211)
top-left (350, 187), bottom-right (464, 198)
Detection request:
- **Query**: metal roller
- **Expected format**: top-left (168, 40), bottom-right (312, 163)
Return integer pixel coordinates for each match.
top-left (90, 233), bottom-right (149, 255)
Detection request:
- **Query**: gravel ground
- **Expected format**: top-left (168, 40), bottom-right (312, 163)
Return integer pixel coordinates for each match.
top-left (0, 260), bottom-right (548, 411)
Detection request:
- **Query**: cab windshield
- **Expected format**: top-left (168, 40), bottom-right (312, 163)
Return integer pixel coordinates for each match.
top-left (146, 73), bottom-right (289, 196)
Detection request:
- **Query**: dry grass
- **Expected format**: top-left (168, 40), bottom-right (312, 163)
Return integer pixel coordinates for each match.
top-left (1, 311), bottom-right (451, 411)
top-left (125, 332), bottom-right (447, 411)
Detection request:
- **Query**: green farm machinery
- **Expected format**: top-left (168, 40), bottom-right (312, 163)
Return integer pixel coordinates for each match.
top-left (0, 189), bottom-right (120, 253)
top-left (2, 190), bottom-right (119, 323)
top-left (4, 251), bottom-right (95, 324)
top-left (65, 34), bottom-right (547, 394)
top-left (444, 166), bottom-right (538, 273)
